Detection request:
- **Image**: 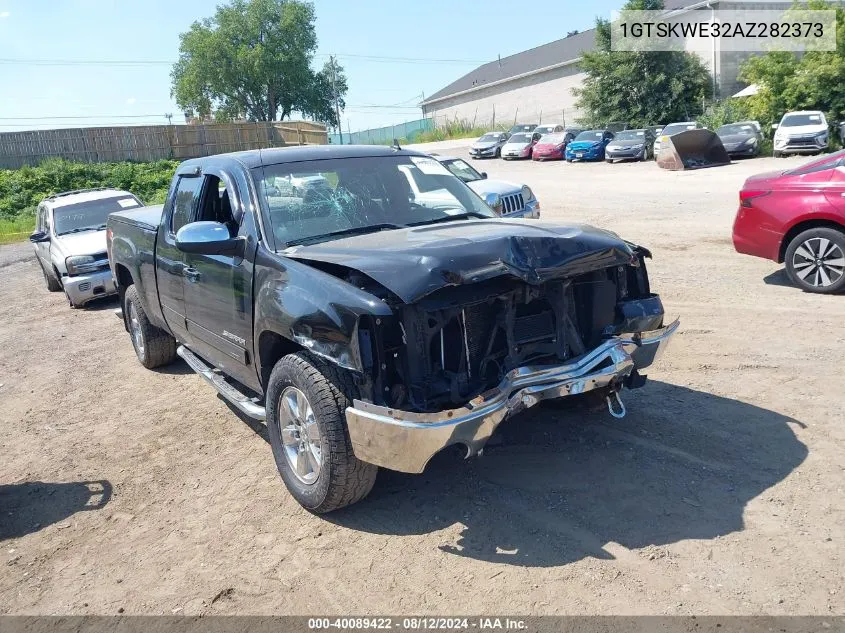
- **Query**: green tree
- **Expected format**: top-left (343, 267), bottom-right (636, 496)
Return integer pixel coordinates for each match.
top-left (739, 0), bottom-right (845, 129)
top-left (171, 0), bottom-right (347, 125)
top-left (574, 0), bottom-right (713, 127)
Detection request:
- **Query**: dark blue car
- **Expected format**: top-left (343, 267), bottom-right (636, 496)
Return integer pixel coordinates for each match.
top-left (565, 129), bottom-right (615, 162)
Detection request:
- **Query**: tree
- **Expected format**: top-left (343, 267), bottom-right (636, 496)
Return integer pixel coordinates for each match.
top-left (171, 0), bottom-right (347, 125)
top-left (574, 0), bottom-right (713, 127)
top-left (301, 58), bottom-right (347, 127)
top-left (739, 0), bottom-right (845, 129)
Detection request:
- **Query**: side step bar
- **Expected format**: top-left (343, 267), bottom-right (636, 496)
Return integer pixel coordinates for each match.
top-left (176, 345), bottom-right (266, 421)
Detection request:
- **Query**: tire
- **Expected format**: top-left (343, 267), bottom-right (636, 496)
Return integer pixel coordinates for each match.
top-left (773, 151), bottom-right (782, 158)
top-left (41, 263), bottom-right (62, 292)
top-left (606, 158), bottom-right (613, 163)
top-left (266, 352), bottom-right (378, 513)
top-left (495, 148), bottom-right (501, 158)
top-left (565, 159), bottom-right (572, 163)
top-left (124, 284), bottom-right (177, 368)
top-left (784, 227), bottom-right (845, 294)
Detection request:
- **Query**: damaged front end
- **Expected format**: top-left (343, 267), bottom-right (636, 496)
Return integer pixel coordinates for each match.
top-left (285, 223), bottom-right (678, 474)
top-left (344, 249), bottom-right (675, 473)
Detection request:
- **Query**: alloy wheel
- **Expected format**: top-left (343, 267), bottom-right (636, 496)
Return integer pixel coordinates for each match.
top-left (792, 237), bottom-right (845, 288)
top-left (278, 386), bottom-right (322, 484)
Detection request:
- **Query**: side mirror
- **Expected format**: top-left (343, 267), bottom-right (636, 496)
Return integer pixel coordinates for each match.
top-left (480, 172), bottom-right (488, 179)
top-left (771, 123), bottom-right (779, 130)
top-left (29, 230), bottom-right (50, 243)
top-left (176, 221), bottom-right (244, 256)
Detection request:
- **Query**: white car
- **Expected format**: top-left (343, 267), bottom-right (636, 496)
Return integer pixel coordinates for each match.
top-left (500, 132), bottom-right (537, 160)
top-left (30, 188), bottom-right (143, 307)
top-left (773, 111), bottom-right (829, 156)
top-left (430, 154), bottom-right (540, 219)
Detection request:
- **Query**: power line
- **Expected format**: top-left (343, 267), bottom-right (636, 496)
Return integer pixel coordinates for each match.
top-left (0, 114), bottom-right (169, 120)
top-left (0, 53), bottom-right (487, 67)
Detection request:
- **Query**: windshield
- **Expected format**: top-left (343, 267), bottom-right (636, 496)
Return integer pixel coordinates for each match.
top-left (718, 124), bottom-right (755, 136)
top-left (508, 133), bottom-right (531, 144)
top-left (509, 125), bottom-right (535, 134)
top-left (534, 126), bottom-right (556, 135)
top-left (662, 123), bottom-right (697, 135)
top-left (255, 155), bottom-right (495, 248)
top-left (441, 158), bottom-right (483, 183)
top-left (781, 113), bottom-right (825, 127)
top-left (613, 130), bottom-right (646, 141)
top-left (478, 133), bottom-right (501, 143)
top-left (574, 130), bottom-right (605, 142)
top-left (54, 195), bottom-right (141, 236)
top-left (539, 133), bottom-right (566, 145)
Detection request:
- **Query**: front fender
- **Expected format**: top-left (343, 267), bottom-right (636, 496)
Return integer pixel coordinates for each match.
top-left (254, 249), bottom-right (394, 376)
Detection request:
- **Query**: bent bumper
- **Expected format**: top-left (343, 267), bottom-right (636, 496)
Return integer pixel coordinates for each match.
top-left (63, 269), bottom-right (116, 306)
top-left (345, 318), bottom-right (679, 473)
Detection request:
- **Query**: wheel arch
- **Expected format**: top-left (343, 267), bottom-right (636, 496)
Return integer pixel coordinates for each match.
top-left (778, 218), bottom-right (845, 263)
top-left (257, 328), bottom-right (304, 394)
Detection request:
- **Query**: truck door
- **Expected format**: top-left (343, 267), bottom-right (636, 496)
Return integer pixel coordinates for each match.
top-left (34, 205), bottom-right (51, 270)
top-left (155, 172), bottom-right (204, 344)
top-left (181, 169), bottom-right (256, 389)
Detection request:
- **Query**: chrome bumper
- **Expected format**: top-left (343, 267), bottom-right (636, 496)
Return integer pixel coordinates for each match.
top-left (63, 269), bottom-right (116, 306)
top-left (345, 318), bottom-right (679, 473)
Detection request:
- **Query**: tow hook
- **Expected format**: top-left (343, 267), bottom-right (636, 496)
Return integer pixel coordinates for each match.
top-left (606, 390), bottom-right (627, 419)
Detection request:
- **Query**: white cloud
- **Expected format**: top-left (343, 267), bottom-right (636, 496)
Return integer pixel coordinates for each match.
top-left (0, 11), bottom-right (10, 18)
top-left (126, 97), bottom-right (137, 105)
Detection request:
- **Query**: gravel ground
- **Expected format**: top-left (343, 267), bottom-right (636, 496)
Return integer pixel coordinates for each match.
top-left (1, 147), bottom-right (843, 616)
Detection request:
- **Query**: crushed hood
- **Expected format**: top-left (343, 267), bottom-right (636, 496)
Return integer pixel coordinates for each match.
top-left (282, 219), bottom-right (636, 303)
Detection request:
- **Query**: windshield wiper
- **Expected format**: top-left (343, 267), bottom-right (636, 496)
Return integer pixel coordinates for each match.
top-left (58, 226), bottom-right (103, 235)
top-left (284, 223), bottom-right (403, 247)
top-left (408, 212), bottom-right (487, 227)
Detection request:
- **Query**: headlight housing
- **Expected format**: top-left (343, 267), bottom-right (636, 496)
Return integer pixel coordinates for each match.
top-left (521, 186), bottom-right (534, 202)
top-left (744, 137), bottom-right (757, 146)
top-left (65, 255), bottom-right (99, 275)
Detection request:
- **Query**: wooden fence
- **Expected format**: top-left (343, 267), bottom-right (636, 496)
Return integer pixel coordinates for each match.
top-left (0, 121), bottom-right (327, 169)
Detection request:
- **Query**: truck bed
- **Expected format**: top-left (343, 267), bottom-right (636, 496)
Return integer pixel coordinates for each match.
top-left (109, 204), bottom-right (164, 231)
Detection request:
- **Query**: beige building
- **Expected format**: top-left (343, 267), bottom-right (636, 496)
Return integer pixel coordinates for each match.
top-left (421, 0), bottom-right (793, 126)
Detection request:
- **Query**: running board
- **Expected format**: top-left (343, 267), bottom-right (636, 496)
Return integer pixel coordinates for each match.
top-left (177, 345), bottom-right (266, 421)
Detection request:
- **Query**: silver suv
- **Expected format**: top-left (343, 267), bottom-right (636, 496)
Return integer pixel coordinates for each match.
top-left (30, 188), bottom-right (143, 307)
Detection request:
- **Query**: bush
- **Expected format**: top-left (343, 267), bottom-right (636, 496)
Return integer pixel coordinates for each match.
top-left (0, 158), bottom-right (179, 221)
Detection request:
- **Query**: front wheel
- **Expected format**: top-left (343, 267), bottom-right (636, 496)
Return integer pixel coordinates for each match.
top-left (266, 352), bottom-right (378, 513)
top-left (784, 227), bottom-right (845, 294)
top-left (124, 285), bottom-right (177, 368)
top-left (41, 264), bottom-right (62, 292)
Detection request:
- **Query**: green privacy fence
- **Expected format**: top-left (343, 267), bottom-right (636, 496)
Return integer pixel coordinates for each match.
top-left (329, 118), bottom-right (434, 145)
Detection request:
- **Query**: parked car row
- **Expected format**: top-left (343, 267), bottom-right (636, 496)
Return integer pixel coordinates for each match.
top-left (470, 109), bottom-right (834, 167)
top-left (30, 144), bottom-right (678, 514)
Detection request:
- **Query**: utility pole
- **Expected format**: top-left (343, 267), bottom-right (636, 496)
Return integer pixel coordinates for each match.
top-left (330, 55), bottom-right (343, 144)
top-left (165, 113), bottom-right (173, 125)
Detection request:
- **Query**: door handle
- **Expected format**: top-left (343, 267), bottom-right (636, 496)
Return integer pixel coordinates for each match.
top-left (184, 266), bottom-right (201, 283)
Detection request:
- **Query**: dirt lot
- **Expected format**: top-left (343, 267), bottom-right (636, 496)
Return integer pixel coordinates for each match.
top-left (1, 147), bottom-right (843, 616)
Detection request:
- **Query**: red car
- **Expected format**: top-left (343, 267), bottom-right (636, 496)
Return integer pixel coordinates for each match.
top-left (532, 132), bottom-right (568, 161)
top-left (733, 150), bottom-right (845, 293)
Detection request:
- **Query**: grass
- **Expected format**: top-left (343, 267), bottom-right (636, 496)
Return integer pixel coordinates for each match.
top-left (411, 118), bottom-right (510, 144)
top-left (0, 215), bottom-right (35, 245)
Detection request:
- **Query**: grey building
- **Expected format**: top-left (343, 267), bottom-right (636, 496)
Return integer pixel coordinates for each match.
top-left (421, 0), bottom-right (792, 126)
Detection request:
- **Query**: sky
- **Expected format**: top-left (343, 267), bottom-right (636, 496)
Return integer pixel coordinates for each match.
top-left (0, 0), bottom-right (621, 134)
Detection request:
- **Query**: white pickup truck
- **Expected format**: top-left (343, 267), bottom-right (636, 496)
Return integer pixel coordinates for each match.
top-left (30, 188), bottom-right (143, 307)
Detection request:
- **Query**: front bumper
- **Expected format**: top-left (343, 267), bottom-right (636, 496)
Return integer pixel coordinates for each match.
top-left (606, 147), bottom-right (645, 159)
top-left (469, 147), bottom-right (498, 158)
top-left (62, 268), bottom-right (116, 306)
top-left (345, 318), bottom-right (679, 473)
top-left (774, 136), bottom-right (828, 154)
top-left (566, 147), bottom-right (602, 161)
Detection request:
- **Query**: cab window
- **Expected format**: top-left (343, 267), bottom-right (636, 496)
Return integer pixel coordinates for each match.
top-left (170, 176), bottom-right (203, 234)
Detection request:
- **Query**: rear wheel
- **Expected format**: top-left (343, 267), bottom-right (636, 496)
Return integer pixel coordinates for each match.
top-left (266, 352), bottom-right (378, 513)
top-left (124, 285), bottom-right (177, 368)
top-left (784, 227), bottom-right (845, 294)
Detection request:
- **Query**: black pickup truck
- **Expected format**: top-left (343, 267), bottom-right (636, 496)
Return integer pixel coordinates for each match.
top-left (107, 145), bottom-right (678, 513)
